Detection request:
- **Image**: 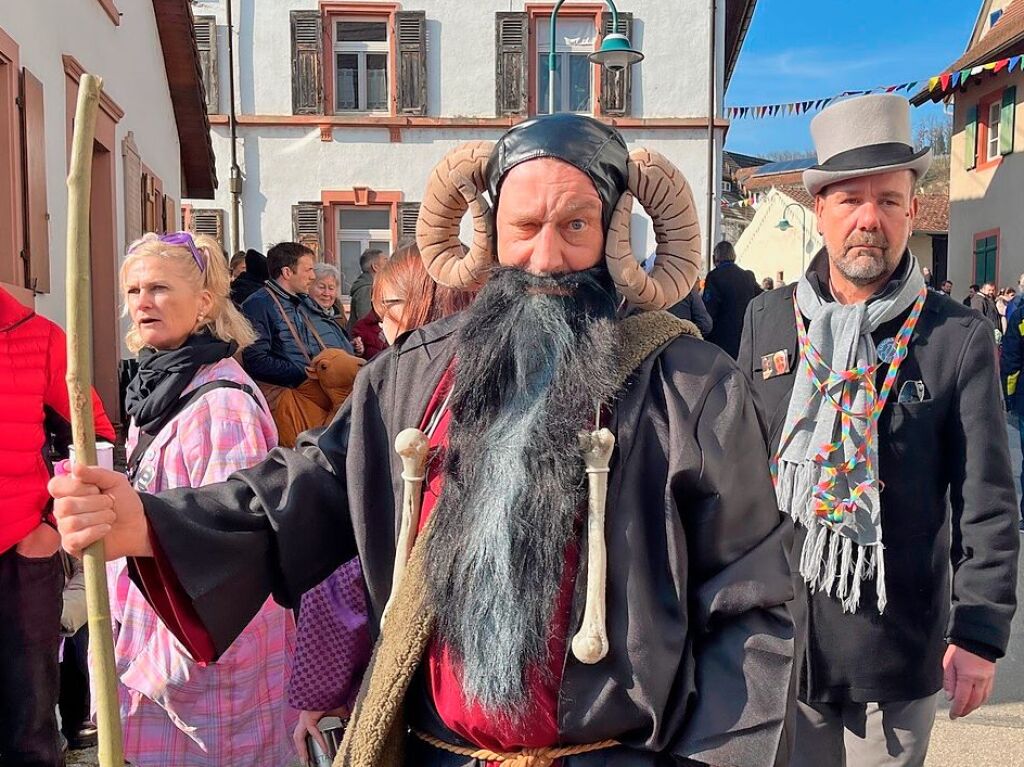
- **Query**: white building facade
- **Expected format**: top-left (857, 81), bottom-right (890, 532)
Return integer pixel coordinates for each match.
top-left (0, 0), bottom-right (215, 421)
top-left (185, 0), bottom-right (755, 296)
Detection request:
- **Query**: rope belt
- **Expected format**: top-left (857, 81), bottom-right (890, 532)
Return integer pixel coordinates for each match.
top-left (413, 729), bottom-right (619, 766)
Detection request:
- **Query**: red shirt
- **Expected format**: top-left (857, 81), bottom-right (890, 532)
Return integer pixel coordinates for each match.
top-left (416, 368), bottom-right (579, 753)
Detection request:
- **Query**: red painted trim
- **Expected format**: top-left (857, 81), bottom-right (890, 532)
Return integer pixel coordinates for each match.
top-left (973, 227), bottom-right (1001, 284)
top-left (320, 187), bottom-right (403, 271)
top-left (975, 85), bottom-right (1006, 171)
top-left (321, 2), bottom-right (400, 117)
top-left (526, 4), bottom-right (604, 117)
top-left (209, 114), bottom-right (729, 130)
top-left (62, 54), bottom-right (125, 123)
top-left (94, 0), bottom-right (121, 26)
top-left (0, 25), bottom-right (23, 292)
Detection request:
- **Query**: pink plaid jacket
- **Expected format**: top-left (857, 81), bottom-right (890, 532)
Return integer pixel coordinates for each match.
top-left (105, 357), bottom-right (299, 767)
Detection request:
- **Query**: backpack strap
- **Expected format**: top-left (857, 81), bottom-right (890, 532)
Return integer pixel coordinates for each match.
top-left (265, 287), bottom-right (330, 362)
top-left (126, 380), bottom-right (258, 484)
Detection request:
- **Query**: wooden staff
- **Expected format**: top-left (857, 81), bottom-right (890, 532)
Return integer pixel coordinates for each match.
top-left (382, 427), bottom-right (430, 625)
top-left (66, 73), bottom-right (124, 767)
top-left (571, 427), bottom-right (616, 664)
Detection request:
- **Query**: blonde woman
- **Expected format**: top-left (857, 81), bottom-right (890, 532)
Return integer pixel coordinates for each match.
top-left (109, 232), bottom-right (297, 765)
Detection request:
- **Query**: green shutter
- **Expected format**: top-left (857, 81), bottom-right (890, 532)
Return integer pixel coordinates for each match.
top-left (1000, 86), bottom-right (1016, 156)
top-left (965, 105), bottom-right (978, 170)
top-left (974, 236), bottom-right (998, 283)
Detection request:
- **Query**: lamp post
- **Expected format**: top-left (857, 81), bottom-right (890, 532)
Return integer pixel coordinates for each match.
top-left (547, 0), bottom-right (643, 115)
top-left (776, 202), bottom-right (811, 272)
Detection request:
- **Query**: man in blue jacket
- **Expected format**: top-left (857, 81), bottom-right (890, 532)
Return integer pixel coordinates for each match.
top-left (241, 242), bottom-right (351, 387)
top-left (1001, 303), bottom-right (1024, 531)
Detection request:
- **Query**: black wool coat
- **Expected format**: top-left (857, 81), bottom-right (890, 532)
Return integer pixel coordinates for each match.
top-left (738, 279), bottom-right (1019, 704)
top-left (703, 262), bottom-right (762, 359)
top-left (137, 312), bottom-right (796, 766)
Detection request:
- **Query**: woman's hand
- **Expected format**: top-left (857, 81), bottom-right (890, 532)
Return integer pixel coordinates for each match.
top-left (48, 464), bottom-right (152, 559)
top-left (292, 707), bottom-right (350, 765)
top-left (352, 337), bottom-right (365, 357)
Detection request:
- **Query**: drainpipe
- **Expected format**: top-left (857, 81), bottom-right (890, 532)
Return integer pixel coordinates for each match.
top-left (705, 0), bottom-right (717, 273)
top-left (226, 0), bottom-right (242, 254)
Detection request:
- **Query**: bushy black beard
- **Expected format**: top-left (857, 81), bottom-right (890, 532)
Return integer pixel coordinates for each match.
top-left (424, 266), bottom-right (621, 723)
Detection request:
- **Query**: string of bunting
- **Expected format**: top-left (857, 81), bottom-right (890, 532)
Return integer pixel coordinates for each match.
top-left (727, 54), bottom-right (1023, 120)
top-left (722, 192), bottom-right (767, 209)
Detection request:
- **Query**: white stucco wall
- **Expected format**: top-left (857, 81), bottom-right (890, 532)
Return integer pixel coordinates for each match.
top-left (735, 189), bottom-right (823, 285)
top-left (0, 1), bottom-right (183, 326)
top-left (188, 0), bottom-right (729, 267)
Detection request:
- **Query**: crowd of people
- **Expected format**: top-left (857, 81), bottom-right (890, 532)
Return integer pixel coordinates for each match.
top-left (1, 94), bottom-right (1020, 767)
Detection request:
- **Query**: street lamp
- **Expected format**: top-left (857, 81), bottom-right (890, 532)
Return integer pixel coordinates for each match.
top-left (776, 202), bottom-right (811, 271)
top-left (548, 0), bottom-right (643, 115)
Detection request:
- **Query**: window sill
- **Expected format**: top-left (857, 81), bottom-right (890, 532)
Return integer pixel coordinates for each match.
top-left (975, 155), bottom-right (1003, 172)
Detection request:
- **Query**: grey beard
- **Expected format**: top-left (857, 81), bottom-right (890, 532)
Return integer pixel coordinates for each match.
top-left (423, 267), bottom-right (620, 723)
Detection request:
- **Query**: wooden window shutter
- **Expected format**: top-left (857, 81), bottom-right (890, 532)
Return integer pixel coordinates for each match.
top-left (122, 133), bottom-right (143, 247)
top-left (292, 202), bottom-right (324, 257)
top-left (291, 11), bottom-right (323, 115)
top-left (495, 13), bottom-right (528, 116)
top-left (965, 105), bottom-right (978, 170)
top-left (600, 12), bottom-right (634, 117)
top-left (397, 202), bottom-right (420, 242)
top-left (1000, 86), bottom-right (1016, 156)
top-left (164, 195), bottom-right (177, 233)
top-left (396, 11), bottom-right (427, 115)
top-left (194, 16), bottom-right (219, 114)
top-left (191, 209), bottom-right (225, 251)
top-left (19, 68), bottom-right (49, 294)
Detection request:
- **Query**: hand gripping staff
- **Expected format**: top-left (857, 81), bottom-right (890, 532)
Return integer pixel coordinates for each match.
top-left (382, 428), bottom-right (430, 625)
top-left (65, 74), bottom-right (124, 767)
top-left (571, 424), bottom-right (616, 664)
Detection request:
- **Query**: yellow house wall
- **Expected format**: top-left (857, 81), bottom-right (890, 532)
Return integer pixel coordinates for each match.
top-left (949, 67), bottom-right (1024, 291)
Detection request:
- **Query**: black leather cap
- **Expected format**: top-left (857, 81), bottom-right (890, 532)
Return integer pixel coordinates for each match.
top-left (486, 114), bottom-right (629, 232)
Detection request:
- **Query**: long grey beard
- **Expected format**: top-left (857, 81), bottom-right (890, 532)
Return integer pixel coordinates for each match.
top-left (424, 267), bottom-right (620, 723)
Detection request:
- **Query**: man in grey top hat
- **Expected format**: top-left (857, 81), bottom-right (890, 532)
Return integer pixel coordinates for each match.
top-left (739, 93), bottom-right (1019, 766)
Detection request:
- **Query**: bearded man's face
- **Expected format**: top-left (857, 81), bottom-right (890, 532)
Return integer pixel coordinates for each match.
top-left (495, 158), bottom-right (605, 276)
top-left (815, 170), bottom-right (918, 287)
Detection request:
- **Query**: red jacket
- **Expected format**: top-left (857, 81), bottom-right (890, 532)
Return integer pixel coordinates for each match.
top-left (0, 287), bottom-right (115, 554)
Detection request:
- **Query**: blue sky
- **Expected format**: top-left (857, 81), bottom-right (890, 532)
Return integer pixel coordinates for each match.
top-left (725, 0), bottom-right (981, 156)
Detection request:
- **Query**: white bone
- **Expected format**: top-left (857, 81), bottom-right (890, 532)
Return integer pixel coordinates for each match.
top-left (381, 428), bottom-right (430, 625)
top-left (571, 427), bottom-right (615, 664)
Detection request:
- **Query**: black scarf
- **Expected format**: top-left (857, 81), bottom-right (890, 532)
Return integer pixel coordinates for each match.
top-left (124, 333), bottom-right (237, 432)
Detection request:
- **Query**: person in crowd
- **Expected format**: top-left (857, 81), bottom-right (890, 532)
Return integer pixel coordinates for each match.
top-left (53, 114), bottom-right (794, 767)
top-left (963, 283), bottom-right (980, 306)
top-left (667, 283), bottom-right (713, 337)
top-left (229, 251), bottom-right (247, 280)
top-left (304, 262), bottom-right (359, 356)
top-left (921, 266), bottom-right (933, 289)
top-left (347, 248), bottom-right (385, 333)
top-left (230, 249), bottom-right (269, 306)
top-left (290, 241), bottom-right (474, 763)
top-left (58, 553), bottom-right (94, 752)
top-left (0, 284), bottom-right (115, 767)
top-left (1000, 300), bottom-right (1024, 532)
top-left (940, 279), bottom-right (953, 296)
top-left (740, 93), bottom-right (1018, 767)
top-left (241, 242), bottom-right (342, 389)
top-left (104, 231), bottom-right (296, 766)
top-left (998, 287), bottom-right (1017, 333)
top-left (969, 282), bottom-right (1001, 330)
top-left (762, 277), bottom-right (775, 291)
top-left (350, 307), bottom-right (388, 360)
top-left (703, 240), bottom-right (762, 358)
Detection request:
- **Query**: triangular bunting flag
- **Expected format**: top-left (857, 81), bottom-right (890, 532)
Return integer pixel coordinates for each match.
top-left (1010, 55), bottom-right (1022, 72)
top-left (940, 73), bottom-right (951, 91)
top-left (886, 84), bottom-right (897, 93)
top-left (983, 62), bottom-right (996, 71)
top-left (907, 81), bottom-right (918, 91)
top-left (961, 69), bottom-right (971, 83)
top-left (971, 65), bottom-right (984, 76)
top-left (951, 71), bottom-right (961, 88)
top-left (994, 58), bottom-right (1009, 73)
top-left (928, 76), bottom-right (940, 91)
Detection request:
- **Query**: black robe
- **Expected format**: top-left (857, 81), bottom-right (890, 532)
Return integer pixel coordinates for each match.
top-left (135, 312), bottom-right (796, 766)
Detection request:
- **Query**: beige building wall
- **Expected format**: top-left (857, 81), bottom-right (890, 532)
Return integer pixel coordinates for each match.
top-left (909, 233), bottom-right (935, 273)
top-left (735, 189), bottom-right (823, 286)
top-left (949, 67), bottom-right (1024, 293)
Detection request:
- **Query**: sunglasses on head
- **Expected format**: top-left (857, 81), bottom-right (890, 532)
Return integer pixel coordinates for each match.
top-left (129, 232), bottom-right (206, 272)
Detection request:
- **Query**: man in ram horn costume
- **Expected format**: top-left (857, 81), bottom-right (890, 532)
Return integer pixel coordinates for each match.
top-left (51, 114), bottom-right (794, 766)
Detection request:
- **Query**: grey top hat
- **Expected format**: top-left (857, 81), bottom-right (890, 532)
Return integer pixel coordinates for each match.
top-left (803, 94), bottom-right (932, 196)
